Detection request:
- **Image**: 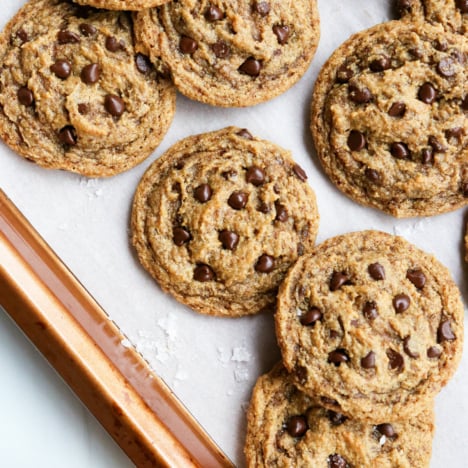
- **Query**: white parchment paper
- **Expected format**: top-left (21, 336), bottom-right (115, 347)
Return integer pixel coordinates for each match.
top-left (1, 1), bottom-right (466, 466)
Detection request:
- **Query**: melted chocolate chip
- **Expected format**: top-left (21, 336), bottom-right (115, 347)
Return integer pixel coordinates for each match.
top-left (388, 102), bottom-right (406, 117)
top-left (386, 349), bottom-right (404, 372)
top-left (437, 319), bottom-right (456, 342)
top-left (403, 336), bottom-right (420, 358)
top-left (78, 103), bottom-right (89, 115)
top-left (418, 83), bottom-right (437, 104)
top-left (328, 454), bottom-right (349, 468)
top-left (328, 349), bottom-right (349, 366)
top-left (135, 54), bottom-right (152, 74)
top-left (446, 127), bottom-right (464, 141)
top-left (228, 191), bottom-right (248, 209)
top-left (275, 202), bottom-right (288, 222)
top-left (180, 36), bottom-right (198, 54)
top-left (257, 202), bottom-right (270, 213)
top-left (58, 30), bottom-right (80, 44)
top-left (286, 415), bottom-right (308, 437)
top-left (273, 25), bottom-right (290, 44)
top-left (238, 57), bottom-right (262, 76)
top-left (106, 36), bottom-right (124, 52)
top-left (81, 63), bottom-right (100, 84)
top-left (390, 142), bottom-right (410, 159)
top-left (368, 262), bottom-right (385, 280)
top-left (300, 307), bottom-right (322, 326)
top-left (79, 23), bottom-right (97, 37)
top-left (246, 166), bottom-right (265, 185)
top-left (365, 168), bottom-right (381, 184)
top-left (363, 301), bottom-right (378, 320)
top-left (406, 268), bottom-right (426, 289)
top-left (427, 346), bottom-right (442, 358)
top-left (293, 163), bottom-right (307, 181)
top-left (15, 29), bottom-right (29, 44)
top-left (361, 351), bottom-right (376, 369)
top-left (421, 148), bottom-right (434, 165)
top-left (50, 60), bottom-right (72, 79)
top-left (58, 126), bottom-right (77, 146)
top-left (194, 184), bottom-right (212, 203)
top-left (395, 0), bottom-right (412, 16)
top-left (254, 1), bottom-right (270, 16)
top-left (456, 0), bottom-right (468, 12)
top-left (348, 130), bottom-right (366, 151)
top-left (437, 57), bottom-right (456, 77)
top-left (194, 264), bottom-right (215, 282)
top-left (104, 94), bottom-right (126, 117)
top-left (219, 230), bottom-right (239, 250)
top-left (327, 411), bottom-right (347, 426)
top-left (236, 128), bottom-right (253, 139)
top-left (17, 87), bottom-right (34, 106)
top-left (349, 85), bottom-right (373, 104)
top-left (376, 423), bottom-right (396, 438)
top-left (429, 136), bottom-right (445, 153)
top-left (212, 41), bottom-right (229, 58)
top-left (173, 227), bottom-right (191, 246)
top-left (393, 294), bottom-right (410, 313)
top-left (205, 5), bottom-right (224, 21)
top-left (330, 271), bottom-right (350, 291)
top-left (370, 55), bottom-right (391, 72)
top-left (255, 254), bottom-right (275, 273)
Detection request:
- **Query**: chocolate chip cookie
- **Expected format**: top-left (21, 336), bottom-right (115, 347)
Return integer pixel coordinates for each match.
top-left (73, 0), bottom-right (170, 11)
top-left (0, 0), bottom-right (176, 177)
top-left (134, 0), bottom-right (320, 107)
top-left (310, 20), bottom-right (468, 217)
top-left (131, 127), bottom-right (319, 317)
top-left (275, 231), bottom-right (464, 421)
top-left (245, 363), bottom-right (435, 468)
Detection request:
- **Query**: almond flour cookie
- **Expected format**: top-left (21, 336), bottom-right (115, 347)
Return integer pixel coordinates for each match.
top-left (131, 127), bottom-right (319, 317)
top-left (134, 0), bottom-right (320, 107)
top-left (310, 20), bottom-right (468, 217)
top-left (245, 364), bottom-right (435, 468)
top-left (0, 0), bottom-right (176, 177)
top-left (275, 231), bottom-right (464, 421)
top-left (73, 0), bottom-right (170, 11)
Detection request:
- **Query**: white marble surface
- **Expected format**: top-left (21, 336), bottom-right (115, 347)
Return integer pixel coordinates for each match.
top-left (0, 0), bottom-right (467, 467)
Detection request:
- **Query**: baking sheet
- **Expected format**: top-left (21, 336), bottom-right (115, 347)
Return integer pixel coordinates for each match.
top-left (0, 0), bottom-right (466, 466)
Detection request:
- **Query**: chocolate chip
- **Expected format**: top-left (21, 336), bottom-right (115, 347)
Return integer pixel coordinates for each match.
top-left (212, 41), bottom-right (229, 58)
top-left (361, 351), bottom-right (376, 369)
top-left (194, 264), bottom-right (215, 282)
top-left (427, 346), bottom-right (442, 358)
top-left (205, 5), bottom-right (224, 21)
top-left (58, 126), bottom-right (77, 146)
top-left (219, 230), bottom-right (239, 250)
top-left (17, 87), bottom-right (34, 106)
top-left (300, 307), bottom-right (322, 326)
top-left (409, 47), bottom-right (423, 59)
top-left (293, 163), bottom-right (307, 181)
top-left (347, 130), bottom-right (366, 151)
top-left (349, 85), bottom-right (373, 104)
top-left (58, 30), bottom-right (80, 44)
top-left (236, 128), bottom-right (253, 139)
top-left (446, 127), bottom-right (464, 141)
top-left (194, 184), bottom-right (212, 203)
top-left (275, 202), bottom-right (288, 222)
top-left (368, 262), bottom-right (385, 280)
top-left (437, 57), bottom-right (456, 77)
top-left (15, 28), bottom-right (29, 44)
top-left (104, 94), bottom-right (126, 117)
top-left (403, 336), bottom-right (420, 358)
top-left (50, 60), bottom-right (72, 79)
top-left (336, 63), bottom-right (353, 83)
top-left (421, 148), bottom-right (434, 165)
top-left (254, 1), bottom-right (270, 15)
top-left (462, 95), bottom-right (468, 111)
top-left (78, 103), bottom-right (89, 115)
top-left (406, 268), bottom-right (426, 289)
top-left (429, 136), bottom-right (445, 153)
top-left (393, 294), bottom-right (410, 313)
top-left (390, 142), bottom-right (410, 159)
top-left (80, 63), bottom-right (100, 84)
top-left (255, 254), bottom-right (275, 273)
top-left (106, 36), bottom-right (124, 52)
top-left (246, 166), bottom-right (265, 185)
top-left (437, 319), bottom-right (456, 342)
top-left (257, 202), bottom-right (270, 213)
top-left (363, 301), bottom-right (378, 320)
top-left (456, 0), bottom-right (468, 12)
top-left (173, 227), bottom-right (191, 246)
top-left (79, 23), bottom-right (97, 37)
top-left (388, 102), bottom-right (406, 117)
top-left (376, 423), bottom-right (396, 438)
top-left (386, 349), bottom-right (404, 372)
top-left (370, 55), bottom-right (391, 72)
top-left (327, 411), bottom-right (347, 426)
top-left (238, 57), bottom-right (262, 76)
top-left (286, 415), bottom-right (308, 437)
top-left (395, 0), bottom-right (412, 16)
top-left (228, 191), bottom-right (248, 209)
top-left (328, 349), bottom-right (349, 366)
top-left (328, 454), bottom-right (349, 468)
top-left (330, 271), bottom-right (350, 291)
top-left (418, 83), bottom-right (437, 104)
top-left (135, 54), bottom-right (152, 74)
top-left (321, 396), bottom-right (339, 407)
top-left (365, 168), bottom-right (381, 184)
top-left (273, 25), bottom-right (290, 44)
top-left (180, 36), bottom-right (198, 54)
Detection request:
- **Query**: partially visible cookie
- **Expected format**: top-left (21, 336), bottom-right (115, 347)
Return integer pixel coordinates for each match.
top-left (0, 0), bottom-right (176, 177)
top-left (131, 127), bottom-right (319, 317)
top-left (73, 0), bottom-right (170, 11)
top-left (134, 0), bottom-right (320, 107)
top-left (275, 231), bottom-right (464, 421)
top-left (310, 20), bottom-right (468, 217)
top-left (245, 363), bottom-right (435, 468)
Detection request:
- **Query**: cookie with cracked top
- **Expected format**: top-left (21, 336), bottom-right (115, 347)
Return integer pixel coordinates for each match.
top-left (310, 20), bottom-right (468, 217)
top-left (275, 231), bottom-right (464, 421)
top-left (245, 363), bottom-right (435, 468)
top-left (134, 0), bottom-right (320, 107)
top-left (73, 0), bottom-right (170, 11)
top-left (0, 0), bottom-right (175, 177)
top-left (131, 127), bottom-right (319, 317)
